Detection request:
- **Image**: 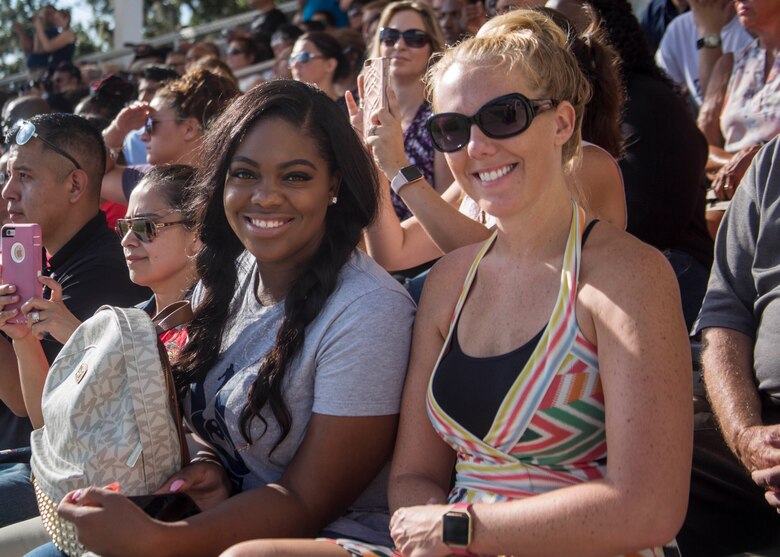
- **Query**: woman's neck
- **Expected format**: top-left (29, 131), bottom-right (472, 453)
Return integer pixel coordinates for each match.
top-left (255, 260), bottom-right (307, 306)
top-left (391, 77), bottom-right (425, 128)
top-left (153, 274), bottom-right (197, 315)
top-left (492, 179), bottom-right (575, 262)
top-left (317, 80), bottom-right (339, 102)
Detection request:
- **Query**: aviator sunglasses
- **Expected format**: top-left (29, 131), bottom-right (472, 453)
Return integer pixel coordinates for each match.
top-left (115, 214), bottom-right (192, 243)
top-left (426, 93), bottom-right (559, 153)
top-left (14, 120), bottom-right (82, 170)
top-left (379, 27), bottom-right (431, 48)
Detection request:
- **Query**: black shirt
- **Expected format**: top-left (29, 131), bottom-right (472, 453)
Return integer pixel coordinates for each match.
top-left (621, 74), bottom-right (713, 268)
top-left (0, 211), bottom-right (150, 449)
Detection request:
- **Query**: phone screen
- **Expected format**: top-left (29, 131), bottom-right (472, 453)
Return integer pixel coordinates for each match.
top-left (128, 493), bottom-right (201, 522)
top-left (1, 224), bottom-right (43, 324)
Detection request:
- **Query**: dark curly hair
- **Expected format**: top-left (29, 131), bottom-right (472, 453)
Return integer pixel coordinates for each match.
top-left (173, 80), bottom-right (379, 452)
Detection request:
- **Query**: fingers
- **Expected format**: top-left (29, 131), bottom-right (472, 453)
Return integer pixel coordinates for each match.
top-left (753, 466), bottom-right (780, 489)
top-left (154, 466), bottom-right (201, 495)
top-left (0, 288), bottom-right (20, 311)
top-left (357, 73), bottom-right (366, 100)
top-left (59, 486), bottom-right (108, 519)
top-left (345, 89), bottom-right (359, 119)
top-left (387, 82), bottom-right (400, 117)
top-left (38, 275), bottom-right (63, 302)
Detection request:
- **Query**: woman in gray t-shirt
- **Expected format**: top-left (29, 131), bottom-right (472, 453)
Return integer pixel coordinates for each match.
top-left (50, 81), bottom-right (415, 557)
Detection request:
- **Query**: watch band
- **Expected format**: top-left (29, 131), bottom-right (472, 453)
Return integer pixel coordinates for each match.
top-left (696, 34), bottom-right (722, 49)
top-left (442, 502), bottom-right (477, 556)
top-left (390, 164), bottom-right (424, 196)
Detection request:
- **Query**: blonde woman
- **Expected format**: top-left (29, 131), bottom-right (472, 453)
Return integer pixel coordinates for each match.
top-left (221, 10), bottom-right (691, 557)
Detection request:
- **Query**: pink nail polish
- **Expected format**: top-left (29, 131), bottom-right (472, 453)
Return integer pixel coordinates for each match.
top-left (170, 479), bottom-right (185, 492)
top-left (72, 490), bottom-right (82, 502)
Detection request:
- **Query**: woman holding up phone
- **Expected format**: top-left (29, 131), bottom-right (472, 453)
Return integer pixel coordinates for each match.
top-left (354, 1), bottom-right (453, 220)
top-left (23, 80), bottom-right (415, 557)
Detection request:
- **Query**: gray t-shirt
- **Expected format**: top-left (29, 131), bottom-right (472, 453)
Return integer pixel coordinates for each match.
top-left (184, 250), bottom-right (415, 543)
top-left (693, 136), bottom-right (780, 410)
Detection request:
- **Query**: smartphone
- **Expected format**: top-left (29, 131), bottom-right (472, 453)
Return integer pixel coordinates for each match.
top-left (1, 224), bottom-right (43, 324)
top-left (128, 493), bottom-right (201, 522)
top-left (362, 57), bottom-right (390, 138)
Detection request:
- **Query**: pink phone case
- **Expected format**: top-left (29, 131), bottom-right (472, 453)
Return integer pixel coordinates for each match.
top-left (1, 224), bottom-right (43, 324)
top-left (362, 57), bottom-right (389, 138)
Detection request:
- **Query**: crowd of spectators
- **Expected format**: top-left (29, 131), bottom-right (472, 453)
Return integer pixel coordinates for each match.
top-left (0, 0), bottom-right (778, 556)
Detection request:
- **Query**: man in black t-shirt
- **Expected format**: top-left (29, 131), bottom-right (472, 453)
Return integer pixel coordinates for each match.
top-left (0, 113), bottom-right (149, 527)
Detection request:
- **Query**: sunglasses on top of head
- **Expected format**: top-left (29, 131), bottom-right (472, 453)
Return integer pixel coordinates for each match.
top-left (13, 119), bottom-right (82, 170)
top-left (115, 214), bottom-right (192, 243)
top-left (425, 93), bottom-right (559, 153)
top-left (379, 27), bottom-right (431, 48)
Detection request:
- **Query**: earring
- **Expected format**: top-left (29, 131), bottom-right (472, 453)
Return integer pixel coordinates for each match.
top-left (329, 196), bottom-right (338, 205)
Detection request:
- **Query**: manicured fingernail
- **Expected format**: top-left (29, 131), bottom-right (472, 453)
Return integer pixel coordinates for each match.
top-left (104, 482), bottom-right (121, 492)
top-left (37, 270), bottom-right (41, 277)
top-left (170, 479), bottom-right (185, 493)
top-left (72, 490), bottom-right (82, 502)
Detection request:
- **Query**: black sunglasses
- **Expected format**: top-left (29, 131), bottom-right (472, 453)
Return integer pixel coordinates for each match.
top-left (426, 93), bottom-right (559, 153)
top-left (379, 27), bottom-right (431, 49)
top-left (115, 215), bottom-right (192, 243)
top-left (145, 116), bottom-right (188, 136)
top-left (14, 119), bottom-right (82, 170)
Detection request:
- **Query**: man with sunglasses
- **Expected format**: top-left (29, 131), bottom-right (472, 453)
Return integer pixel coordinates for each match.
top-left (0, 113), bottom-right (150, 529)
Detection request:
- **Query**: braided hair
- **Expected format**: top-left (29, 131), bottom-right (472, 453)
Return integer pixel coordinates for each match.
top-left (174, 81), bottom-right (379, 452)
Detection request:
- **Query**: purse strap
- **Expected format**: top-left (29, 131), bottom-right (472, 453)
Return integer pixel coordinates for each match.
top-left (152, 300), bottom-right (193, 335)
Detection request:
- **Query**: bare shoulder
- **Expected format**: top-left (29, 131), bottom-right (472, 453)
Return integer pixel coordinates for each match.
top-left (418, 242), bottom-right (485, 333)
top-left (577, 222), bottom-right (680, 324)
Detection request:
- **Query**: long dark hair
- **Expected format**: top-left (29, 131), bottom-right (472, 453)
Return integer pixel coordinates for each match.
top-left (174, 81), bottom-right (379, 451)
top-left (537, 7), bottom-right (624, 159)
top-left (581, 0), bottom-right (674, 88)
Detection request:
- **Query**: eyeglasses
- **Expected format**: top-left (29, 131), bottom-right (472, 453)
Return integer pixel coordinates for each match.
top-left (14, 120), bottom-right (82, 170)
top-left (288, 51), bottom-right (325, 65)
top-left (348, 7), bottom-right (362, 18)
top-left (115, 215), bottom-right (192, 243)
top-left (227, 48), bottom-right (246, 56)
top-left (379, 27), bottom-right (431, 49)
top-left (145, 117), bottom-right (188, 136)
top-left (426, 93), bottom-right (559, 153)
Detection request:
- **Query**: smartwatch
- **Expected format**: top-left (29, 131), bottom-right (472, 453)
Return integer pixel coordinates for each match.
top-left (442, 502), bottom-right (477, 556)
top-left (390, 164), bottom-right (424, 196)
top-left (696, 34), bottom-right (722, 49)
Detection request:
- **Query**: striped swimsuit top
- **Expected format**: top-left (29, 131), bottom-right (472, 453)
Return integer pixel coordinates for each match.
top-left (425, 203), bottom-right (668, 557)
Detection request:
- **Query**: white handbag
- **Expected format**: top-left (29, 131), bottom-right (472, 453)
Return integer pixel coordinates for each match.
top-left (30, 304), bottom-right (190, 556)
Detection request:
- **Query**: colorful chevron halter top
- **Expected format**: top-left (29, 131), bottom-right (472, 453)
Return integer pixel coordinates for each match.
top-left (425, 203), bottom-right (668, 557)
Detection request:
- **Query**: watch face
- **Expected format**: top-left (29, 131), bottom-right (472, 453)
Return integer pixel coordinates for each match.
top-left (400, 165), bottom-right (424, 182)
top-left (442, 511), bottom-right (470, 546)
